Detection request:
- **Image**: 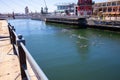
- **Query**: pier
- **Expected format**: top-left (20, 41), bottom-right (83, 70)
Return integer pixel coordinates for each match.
top-left (45, 16), bottom-right (88, 28)
top-left (44, 16), bottom-right (120, 31)
top-left (87, 19), bottom-right (120, 31)
top-left (0, 20), bottom-right (48, 80)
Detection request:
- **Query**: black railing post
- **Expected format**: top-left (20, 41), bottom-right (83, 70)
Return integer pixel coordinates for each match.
top-left (11, 26), bottom-right (16, 44)
top-left (8, 23), bottom-right (12, 44)
top-left (17, 34), bottom-right (28, 80)
top-left (11, 26), bottom-right (15, 31)
top-left (9, 25), bottom-right (17, 55)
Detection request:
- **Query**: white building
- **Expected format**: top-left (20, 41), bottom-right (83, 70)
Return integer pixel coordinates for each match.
top-left (55, 3), bottom-right (76, 14)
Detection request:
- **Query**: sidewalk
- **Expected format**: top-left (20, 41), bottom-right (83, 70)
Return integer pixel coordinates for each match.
top-left (0, 20), bottom-right (38, 80)
top-left (0, 20), bottom-right (21, 80)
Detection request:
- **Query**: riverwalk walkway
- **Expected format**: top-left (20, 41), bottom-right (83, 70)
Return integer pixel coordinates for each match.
top-left (0, 20), bottom-right (21, 80)
top-left (0, 20), bottom-right (37, 80)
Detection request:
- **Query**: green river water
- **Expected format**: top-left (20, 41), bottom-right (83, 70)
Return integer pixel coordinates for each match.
top-left (9, 19), bottom-right (120, 80)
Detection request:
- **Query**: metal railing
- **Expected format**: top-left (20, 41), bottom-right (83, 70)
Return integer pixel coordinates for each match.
top-left (8, 23), bottom-right (48, 80)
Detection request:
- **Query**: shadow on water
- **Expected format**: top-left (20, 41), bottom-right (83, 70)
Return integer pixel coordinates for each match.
top-left (46, 22), bottom-right (83, 29)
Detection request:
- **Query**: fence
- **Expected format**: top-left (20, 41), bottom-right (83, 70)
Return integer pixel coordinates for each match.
top-left (8, 23), bottom-right (48, 80)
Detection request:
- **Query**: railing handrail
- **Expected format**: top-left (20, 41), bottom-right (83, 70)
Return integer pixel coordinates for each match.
top-left (8, 23), bottom-right (48, 80)
top-left (20, 43), bottom-right (48, 80)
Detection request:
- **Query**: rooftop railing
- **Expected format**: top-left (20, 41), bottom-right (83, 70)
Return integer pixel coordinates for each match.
top-left (8, 23), bottom-right (48, 80)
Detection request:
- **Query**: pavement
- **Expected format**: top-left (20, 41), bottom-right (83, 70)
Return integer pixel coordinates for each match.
top-left (0, 20), bottom-right (37, 80)
top-left (0, 20), bottom-right (21, 80)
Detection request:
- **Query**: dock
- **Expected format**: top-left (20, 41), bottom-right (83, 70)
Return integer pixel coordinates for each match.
top-left (0, 20), bottom-right (48, 80)
top-left (45, 17), bottom-right (87, 28)
top-left (45, 16), bottom-right (120, 31)
top-left (87, 19), bottom-right (120, 31)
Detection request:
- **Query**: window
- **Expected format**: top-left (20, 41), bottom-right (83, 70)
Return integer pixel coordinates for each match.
top-left (108, 8), bottom-right (112, 12)
top-left (117, 1), bottom-right (120, 5)
top-left (103, 8), bottom-right (107, 12)
top-left (99, 8), bottom-right (102, 12)
top-left (107, 2), bottom-right (111, 6)
top-left (103, 3), bottom-right (106, 6)
top-left (113, 8), bottom-right (116, 12)
top-left (112, 2), bottom-right (116, 6)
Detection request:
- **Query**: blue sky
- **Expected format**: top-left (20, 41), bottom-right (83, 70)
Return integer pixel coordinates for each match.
top-left (0, 0), bottom-right (107, 13)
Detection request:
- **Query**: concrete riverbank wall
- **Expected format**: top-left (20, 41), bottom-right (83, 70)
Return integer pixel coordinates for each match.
top-left (45, 17), bottom-right (120, 31)
top-left (87, 19), bottom-right (120, 31)
top-left (45, 17), bottom-right (88, 28)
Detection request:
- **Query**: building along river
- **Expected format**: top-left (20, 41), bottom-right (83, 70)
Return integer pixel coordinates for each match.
top-left (8, 19), bottom-right (120, 80)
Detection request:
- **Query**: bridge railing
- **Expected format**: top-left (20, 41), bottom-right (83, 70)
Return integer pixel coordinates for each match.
top-left (8, 23), bottom-right (48, 80)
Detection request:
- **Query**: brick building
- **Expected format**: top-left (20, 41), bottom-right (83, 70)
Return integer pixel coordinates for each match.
top-left (93, 0), bottom-right (120, 20)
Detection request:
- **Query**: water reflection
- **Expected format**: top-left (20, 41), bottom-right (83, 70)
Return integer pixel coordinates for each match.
top-left (72, 30), bottom-right (90, 61)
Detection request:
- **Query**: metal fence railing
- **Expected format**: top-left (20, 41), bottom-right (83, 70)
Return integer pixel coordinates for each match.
top-left (8, 23), bottom-right (48, 80)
